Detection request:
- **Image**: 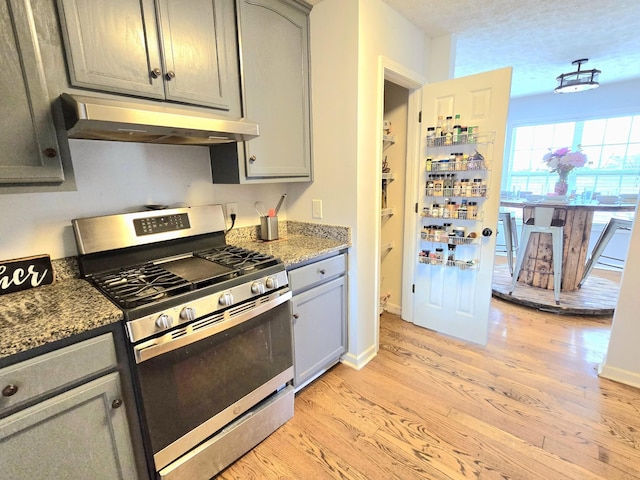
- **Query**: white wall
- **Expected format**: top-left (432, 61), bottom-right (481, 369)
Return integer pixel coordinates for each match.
top-left (0, 140), bottom-right (290, 260)
top-left (292, 0), bottom-right (428, 369)
top-left (599, 198), bottom-right (640, 388)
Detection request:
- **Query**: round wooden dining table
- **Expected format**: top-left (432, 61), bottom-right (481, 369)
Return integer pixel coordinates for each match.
top-left (500, 200), bottom-right (636, 291)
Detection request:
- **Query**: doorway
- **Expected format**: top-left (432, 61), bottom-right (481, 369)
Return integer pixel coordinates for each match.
top-left (379, 80), bottom-right (409, 316)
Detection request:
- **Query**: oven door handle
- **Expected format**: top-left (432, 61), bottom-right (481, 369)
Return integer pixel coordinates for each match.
top-left (134, 290), bottom-right (292, 364)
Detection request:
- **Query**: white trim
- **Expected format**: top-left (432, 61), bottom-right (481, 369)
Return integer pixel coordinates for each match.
top-left (598, 359), bottom-right (640, 389)
top-left (340, 343), bottom-right (377, 371)
top-left (377, 56), bottom-right (425, 329)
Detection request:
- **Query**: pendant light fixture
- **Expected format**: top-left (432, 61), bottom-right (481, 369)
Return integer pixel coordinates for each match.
top-left (554, 59), bottom-right (601, 93)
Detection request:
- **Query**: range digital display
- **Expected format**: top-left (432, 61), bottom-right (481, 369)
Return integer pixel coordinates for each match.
top-left (133, 213), bottom-right (191, 236)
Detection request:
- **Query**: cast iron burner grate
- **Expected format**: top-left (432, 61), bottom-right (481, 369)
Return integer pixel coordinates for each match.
top-left (195, 246), bottom-right (279, 274)
top-left (93, 263), bottom-right (191, 309)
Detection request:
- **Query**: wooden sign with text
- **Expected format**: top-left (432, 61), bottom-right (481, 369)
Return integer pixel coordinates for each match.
top-left (0, 254), bottom-right (55, 295)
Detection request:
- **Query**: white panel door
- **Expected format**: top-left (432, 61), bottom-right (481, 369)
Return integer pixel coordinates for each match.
top-left (412, 68), bottom-right (512, 345)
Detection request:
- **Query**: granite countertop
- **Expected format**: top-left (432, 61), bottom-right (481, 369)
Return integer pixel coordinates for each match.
top-left (0, 277), bottom-right (122, 361)
top-left (0, 221), bottom-right (350, 363)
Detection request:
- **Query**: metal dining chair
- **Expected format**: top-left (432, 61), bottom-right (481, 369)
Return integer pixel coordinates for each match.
top-left (509, 207), bottom-right (565, 305)
top-left (497, 211), bottom-right (518, 275)
top-left (578, 217), bottom-right (633, 288)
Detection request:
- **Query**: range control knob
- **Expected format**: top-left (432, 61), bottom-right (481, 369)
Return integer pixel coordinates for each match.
top-left (155, 314), bottom-right (173, 329)
top-left (218, 292), bottom-right (233, 307)
top-left (180, 307), bottom-right (196, 321)
top-left (251, 281), bottom-right (265, 294)
top-left (265, 276), bottom-right (278, 289)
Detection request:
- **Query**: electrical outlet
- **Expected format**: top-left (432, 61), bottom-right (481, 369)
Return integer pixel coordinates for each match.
top-left (312, 199), bottom-right (323, 219)
top-left (225, 202), bottom-right (238, 221)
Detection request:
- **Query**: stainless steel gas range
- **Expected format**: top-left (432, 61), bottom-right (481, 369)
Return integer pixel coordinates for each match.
top-left (72, 205), bottom-right (294, 480)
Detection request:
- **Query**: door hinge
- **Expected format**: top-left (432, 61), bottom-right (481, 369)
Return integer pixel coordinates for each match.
top-left (418, 111), bottom-right (422, 123)
top-left (412, 284), bottom-right (415, 293)
top-left (415, 202), bottom-right (418, 214)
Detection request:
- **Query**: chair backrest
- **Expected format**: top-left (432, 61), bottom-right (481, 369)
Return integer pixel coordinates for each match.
top-left (525, 207), bottom-right (567, 227)
top-left (533, 207), bottom-right (555, 227)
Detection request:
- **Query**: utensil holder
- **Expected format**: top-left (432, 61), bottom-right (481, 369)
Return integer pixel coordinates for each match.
top-left (260, 216), bottom-right (279, 241)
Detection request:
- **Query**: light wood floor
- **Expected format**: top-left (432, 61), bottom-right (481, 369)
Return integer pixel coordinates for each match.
top-left (218, 300), bottom-right (640, 479)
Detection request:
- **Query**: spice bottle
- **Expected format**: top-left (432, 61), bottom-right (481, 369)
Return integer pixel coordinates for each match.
top-left (426, 127), bottom-right (436, 146)
top-left (467, 201), bottom-right (478, 219)
top-left (425, 157), bottom-right (432, 172)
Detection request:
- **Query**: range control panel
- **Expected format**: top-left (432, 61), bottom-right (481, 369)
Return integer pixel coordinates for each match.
top-left (133, 213), bottom-right (191, 236)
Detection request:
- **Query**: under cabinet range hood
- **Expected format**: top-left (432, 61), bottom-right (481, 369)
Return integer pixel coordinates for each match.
top-left (60, 93), bottom-right (259, 145)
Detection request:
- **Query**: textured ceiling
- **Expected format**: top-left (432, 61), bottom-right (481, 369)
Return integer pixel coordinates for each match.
top-left (306, 0), bottom-right (640, 97)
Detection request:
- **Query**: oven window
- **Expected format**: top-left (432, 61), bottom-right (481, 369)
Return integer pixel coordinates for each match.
top-left (135, 301), bottom-right (292, 454)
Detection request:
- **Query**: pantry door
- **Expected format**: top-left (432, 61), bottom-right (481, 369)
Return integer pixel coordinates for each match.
top-left (412, 68), bottom-right (512, 345)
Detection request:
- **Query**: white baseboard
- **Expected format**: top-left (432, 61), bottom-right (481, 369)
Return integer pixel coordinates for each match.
top-left (340, 343), bottom-right (377, 371)
top-left (383, 302), bottom-right (402, 316)
top-left (598, 360), bottom-right (640, 389)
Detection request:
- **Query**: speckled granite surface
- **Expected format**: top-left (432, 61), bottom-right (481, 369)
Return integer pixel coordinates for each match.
top-left (0, 278), bottom-right (122, 360)
top-left (1, 221), bottom-right (350, 362)
top-left (226, 221), bottom-right (351, 267)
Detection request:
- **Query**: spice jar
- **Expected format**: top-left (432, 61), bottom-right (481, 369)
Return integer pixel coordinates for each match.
top-left (426, 127), bottom-right (435, 146)
top-left (467, 201), bottom-right (478, 219)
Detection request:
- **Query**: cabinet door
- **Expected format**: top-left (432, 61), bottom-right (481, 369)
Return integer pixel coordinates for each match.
top-left (0, 372), bottom-right (138, 480)
top-left (238, 0), bottom-right (311, 179)
top-left (56, 0), bottom-right (165, 99)
top-left (0, 0), bottom-right (64, 184)
top-left (291, 276), bottom-right (346, 387)
top-left (157, 0), bottom-right (234, 109)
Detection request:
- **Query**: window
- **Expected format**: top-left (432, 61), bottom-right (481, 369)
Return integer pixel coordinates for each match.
top-left (506, 115), bottom-right (640, 200)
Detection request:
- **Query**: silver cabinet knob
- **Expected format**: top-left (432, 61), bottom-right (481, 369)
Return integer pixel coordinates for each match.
top-left (150, 68), bottom-right (162, 78)
top-left (219, 292), bottom-right (233, 306)
top-left (111, 398), bottom-right (123, 409)
top-left (249, 155), bottom-right (257, 162)
top-left (180, 307), bottom-right (196, 321)
top-left (251, 281), bottom-right (265, 294)
top-left (319, 269), bottom-right (326, 275)
top-left (165, 71), bottom-right (176, 81)
top-left (155, 314), bottom-right (173, 329)
top-left (293, 313), bottom-right (299, 320)
top-left (43, 148), bottom-right (57, 158)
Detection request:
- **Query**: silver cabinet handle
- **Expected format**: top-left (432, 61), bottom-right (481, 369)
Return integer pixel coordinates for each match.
top-left (319, 269), bottom-right (326, 275)
top-left (165, 71), bottom-right (176, 81)
top-left (150, 68), bottom-right (162, 78)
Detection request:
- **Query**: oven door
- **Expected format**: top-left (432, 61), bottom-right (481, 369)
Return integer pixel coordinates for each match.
top-left (132, 290), bottom-right (293, 473)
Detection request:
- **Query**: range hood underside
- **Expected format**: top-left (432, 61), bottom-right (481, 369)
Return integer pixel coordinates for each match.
top-left (60, 93), bottom-right (259, 145)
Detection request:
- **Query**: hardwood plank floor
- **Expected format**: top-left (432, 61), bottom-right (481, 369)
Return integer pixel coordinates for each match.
top-left (217, 299), bottom-right (640, 479)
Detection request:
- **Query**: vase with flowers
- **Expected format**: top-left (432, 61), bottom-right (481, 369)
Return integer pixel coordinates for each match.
top-left (542, 146), bottom-right (588, 196)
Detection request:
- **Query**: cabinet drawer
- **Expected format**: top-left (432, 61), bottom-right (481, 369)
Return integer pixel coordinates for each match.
top-left (289, 254), bottom-right (346, 294)
top-left (0, 333), bottom-right (117, 415)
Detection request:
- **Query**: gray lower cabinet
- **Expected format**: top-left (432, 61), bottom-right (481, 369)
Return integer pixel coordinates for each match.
top-left (0, 0), bottom-right (64, 184)
top-left (211, 0), bottom-right (312, 183)
top-left (0, 334), bottom-right (139, 480)
top-left (289, 253), bottom-right (347, 388)
top-left (56, 0), bottom-right (240, 112)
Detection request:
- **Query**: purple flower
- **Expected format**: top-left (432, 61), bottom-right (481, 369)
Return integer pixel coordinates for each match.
top-left (554, 147), bottom-right (570, 156)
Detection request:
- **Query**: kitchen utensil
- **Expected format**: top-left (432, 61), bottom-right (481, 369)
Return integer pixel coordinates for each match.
top-left (274, 194), bottom-right (287, 215)
top-left (254, 201), bottom-right (266, 217)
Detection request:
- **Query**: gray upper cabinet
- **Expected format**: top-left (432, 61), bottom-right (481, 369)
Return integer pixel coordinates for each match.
top-left (241, 0), bottom-right (311, 179)
top-left (57, 0), bottom-right (238, 111)
top-left (0, 0), bottom-right (64, 184)
top-left (212, 0), bottom-right (311, 183)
